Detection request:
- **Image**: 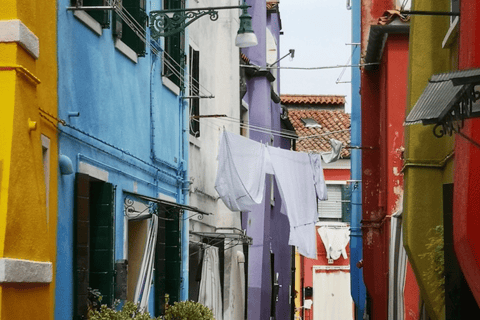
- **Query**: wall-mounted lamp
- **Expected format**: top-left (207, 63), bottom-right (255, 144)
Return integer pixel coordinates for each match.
top-left (150, 0), bottom-right (257, 48)
top-left (59, 155), bottom-right (74, 175)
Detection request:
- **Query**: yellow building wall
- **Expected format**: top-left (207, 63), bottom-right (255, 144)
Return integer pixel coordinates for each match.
top-left (294, 249), bottom-right (301, 319)
top-left (0, 0), bottom-right (57, 318)
top-left (403, 0), bottom-right (456, 318)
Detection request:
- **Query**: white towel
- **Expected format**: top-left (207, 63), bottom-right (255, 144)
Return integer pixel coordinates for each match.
top-left (267, 146), bottom-right (318, 259)
top-left (215, 131), bottom-right (271, 212)
top-left (318, 227), bottom-right (350, 260)
top-left (321, 139), bottom-right (344, 163)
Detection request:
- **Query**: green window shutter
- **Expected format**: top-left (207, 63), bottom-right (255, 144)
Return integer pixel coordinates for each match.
top-left (89, 181), bottom-right (115, 307)
top-left (112, 0), bottom-right (123, 39)
top-left (74, 173), bottom-right (91, 319)
top-left (164, 0), bottom-right (185, 87)
top-left (79, 0), bottom-right (110, 28)
top-left (155, 206), bottom-right (181, 316)
top-left (165, 213), bottom-right (181, 303)
top-left (189, 46), bottom-right (200, 137)
top-left (341, 184), bottom-right (352, 223)
top-left (155, 211), bottom-right (167, 316)
top-left (121, 0), bottom-right (147, 56)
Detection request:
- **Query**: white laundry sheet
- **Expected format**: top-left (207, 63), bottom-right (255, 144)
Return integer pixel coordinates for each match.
top-left (214, 131), bottom-right (328, 259)
top-left (317, 226), bottom-right (350, 260)
top-left (267, 146), bottom-right (319, 259)
top-left (214, 131), bottom-right (272, 212)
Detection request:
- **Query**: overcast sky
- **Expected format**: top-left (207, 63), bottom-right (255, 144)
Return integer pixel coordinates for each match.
top-left (279, 0), bottom-right (352, 112)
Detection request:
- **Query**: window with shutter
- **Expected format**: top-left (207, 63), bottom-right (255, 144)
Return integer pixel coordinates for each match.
top-left (189, 46), bottom-right (200, 137)
top-left (163, 0), bottom-right (186, 88)
top-left (318, 185), bottom-right (343, 219)
top-left (112, 0), bottom-right (147, 56)
top-left (72, 0), bottom-right (110, 28)
top-left (74, 174), bottom-right (115, 319)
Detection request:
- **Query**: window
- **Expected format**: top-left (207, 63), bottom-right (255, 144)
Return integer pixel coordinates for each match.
top-left (71, 0), bottom-right (110, 28)
top-left (75, 173), bottom-right (115, 318)
top-left (189, 46), bottom-right (200, 137)
top-left (301, 118), bottom-right (321, 128)
top-left (318, 184), bottom-right (351, 222)
top-left (41, 135), bottom-right (50, 224)
top-left (163, 0), bottom-right (186, 88)
top-left (113, 0), bottom-right (147, 57)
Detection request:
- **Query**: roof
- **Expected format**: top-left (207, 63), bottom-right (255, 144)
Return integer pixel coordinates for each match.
top-left (281, 94), bottom-right (345, 105)
top-left (364, 11), bottom-right (409, 71)
top-left (287, 108), bottom-right (351, 157)
top-left (405, 68), bottom-right (480, 127)
top-left (377, 10), bottom-right (410, 25)
top-left (267, 0), bottom-right (279, 10)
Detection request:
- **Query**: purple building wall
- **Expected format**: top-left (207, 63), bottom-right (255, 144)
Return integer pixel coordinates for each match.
top-left (242, 1), bottom-right (293, 319)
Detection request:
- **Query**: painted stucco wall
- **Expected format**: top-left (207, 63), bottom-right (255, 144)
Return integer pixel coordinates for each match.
top-left (186, 0), bottom-right (246, 318)
top-left (301, 226), bottom-right (351, 320)
top-left (361, 21), bottom-right (409, 320)
top-left (56, 0), bottom-right (188, 317)
top-left (240, 1), bottom-right (293, 319)
top-left (404, 0), bottom-right (455, 318)
top-left (454, 0), bottom-right (480, 307)
top-left (0, 0), bottom-right (58, 318)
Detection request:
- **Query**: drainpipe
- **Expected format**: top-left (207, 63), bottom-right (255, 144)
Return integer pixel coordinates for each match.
top-left (350, 0), bottom-right (366, 318)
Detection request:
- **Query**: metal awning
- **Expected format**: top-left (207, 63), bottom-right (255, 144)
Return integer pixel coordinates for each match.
top-left (190, 228), bottom-right (253, 245)
top-left (405, 68), bottom-right (480, 137)
top-left (124, 190), bottom-right (211, 219)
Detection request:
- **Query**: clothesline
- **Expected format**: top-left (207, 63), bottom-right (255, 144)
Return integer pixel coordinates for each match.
top-left (196, 115), bottom-right (350, 141)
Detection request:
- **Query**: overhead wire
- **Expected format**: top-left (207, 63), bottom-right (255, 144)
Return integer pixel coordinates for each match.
top-left (193, 113), bottom-right (349, 141)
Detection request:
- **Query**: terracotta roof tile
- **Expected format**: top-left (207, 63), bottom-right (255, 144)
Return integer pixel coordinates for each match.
top-left (281, 94), bottom-right (345, 105)
top-left (377, 10), bottom-right (410, 25)
top-left (287, 108), bottom-right (351, 158)
top-left (267, 0), bottom-right (279, 10)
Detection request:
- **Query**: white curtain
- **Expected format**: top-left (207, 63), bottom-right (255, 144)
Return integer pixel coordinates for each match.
top-left (133, 214), bottom-right (158, 310)
top-left (199, 246), bottom-right (223, 320)
top-left (224, 250), bottom-right (245, 320)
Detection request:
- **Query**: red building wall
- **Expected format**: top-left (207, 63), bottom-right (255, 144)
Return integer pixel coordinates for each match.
top-left (454, 0), bottom-right (480, 306)
top-left (361, 32), bottom-right (409, 319)
top-left (301, 227), bottom-right (351, 320)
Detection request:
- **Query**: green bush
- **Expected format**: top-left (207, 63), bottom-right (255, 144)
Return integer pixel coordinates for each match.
top-left (88, 301), bottom-right (161, 320)
top-left (164, 301), bottom-right (215, 320)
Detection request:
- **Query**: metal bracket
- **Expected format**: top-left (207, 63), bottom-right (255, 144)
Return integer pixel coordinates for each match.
top-left (150, 4), bottom-right (248, 39)
top-left (433, 84), bottom-right (480, 137)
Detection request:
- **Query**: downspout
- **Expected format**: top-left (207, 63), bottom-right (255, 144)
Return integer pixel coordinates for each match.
top-left (350, 0), bottom-right (366, 318)
top-left (179, 36), bottom-right (189, 301)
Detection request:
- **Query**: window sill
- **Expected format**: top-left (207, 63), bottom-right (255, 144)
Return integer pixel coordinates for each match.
top-left (162, 76), bottom-right (181, 95)
top-left (442, 16), bottom-right (459, 49)
top-left (114, 39), bottom-right (138, 64)
top-left (73, 10), bottom-right (102, 36)
top-left (189, 135), bottom-right (202, 148)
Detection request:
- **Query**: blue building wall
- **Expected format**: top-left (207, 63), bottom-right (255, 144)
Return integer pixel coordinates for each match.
top-left (55, 0), bottom-right (189, 317)
top-left (350, 0), bottom-right (366, 318)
